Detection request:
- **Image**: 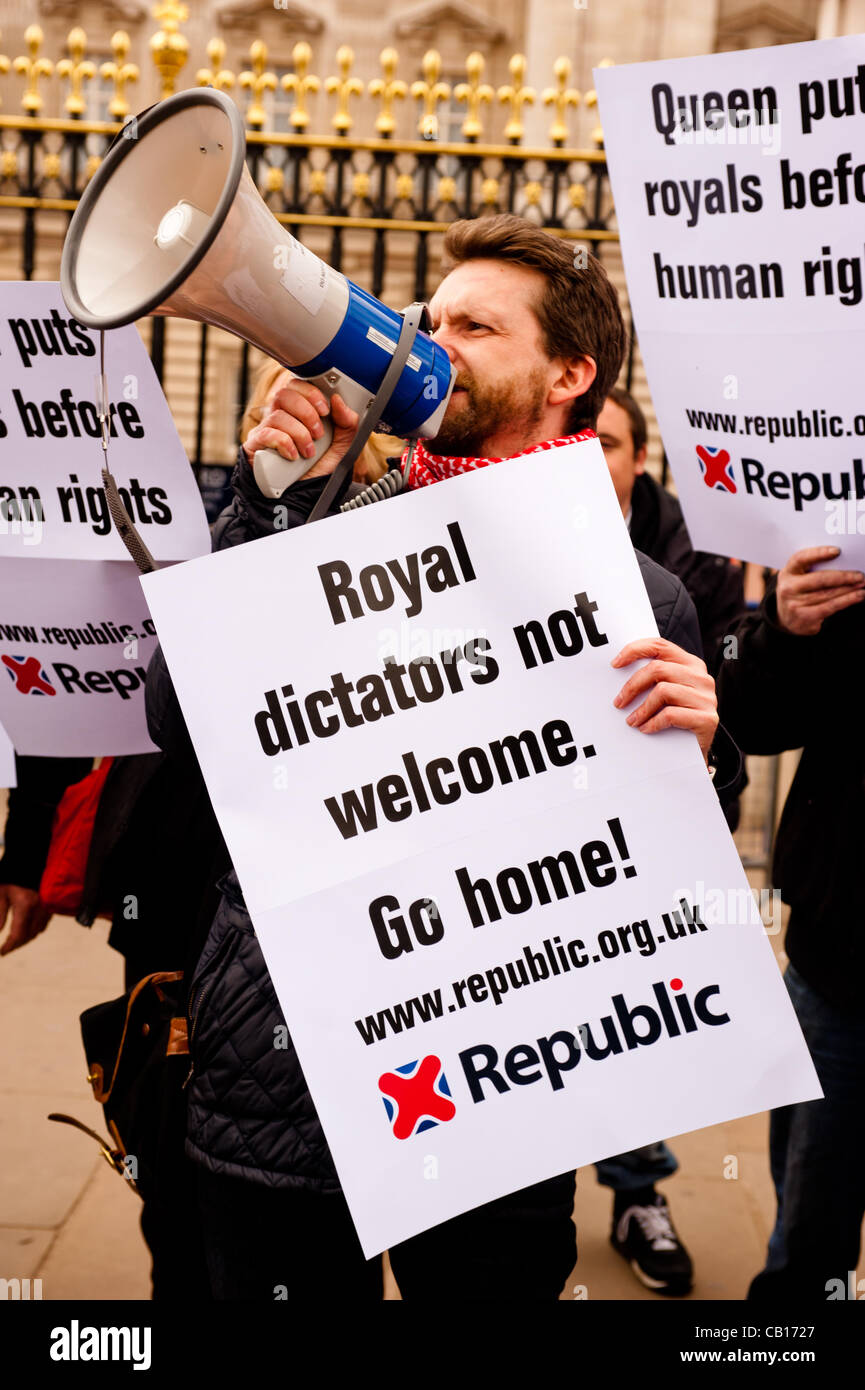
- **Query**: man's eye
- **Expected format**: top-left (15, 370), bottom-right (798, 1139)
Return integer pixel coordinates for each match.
top-left (467, 321), bottom-right (489, 331)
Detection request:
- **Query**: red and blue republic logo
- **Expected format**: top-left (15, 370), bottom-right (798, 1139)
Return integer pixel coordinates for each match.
top-left (2, 654), bottom-right (56, 695)
top-left (378, 1055), bottom-right (456, 1140)
top-left (696, 444), bottom-right (736, 494)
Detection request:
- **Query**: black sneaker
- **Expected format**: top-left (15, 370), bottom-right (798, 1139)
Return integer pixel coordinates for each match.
top-left (611, 1192), bottom-right (694, 1295)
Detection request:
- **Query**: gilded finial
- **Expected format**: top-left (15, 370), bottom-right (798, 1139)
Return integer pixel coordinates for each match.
top-left (326, 46), bottom-right (363, 134)
top-left (369, 48), bottom-right (407, 137)
top-left (149, 1), bottom-right (189, 98)
top-left (585, 58), bottom-right (614, 145)
top-left (455, 52), bottom-right (493, 141)
top-left (239, 40), bottom-right (277, 129)
top-left (0, 32), bottom-right (12, 111)
top-left (13, 26), bottom-right (53, 115)
top-left (281, 42), bottom-right (319, 131)
top-left (411, 50), bottom-right (450, 139)
top-left (543, 55), bottom-right (580, 147)
top-left (497, 53), bottom-right (535, 143)
top-left (197, 37), bottom-right (235, 92)
top-left (101, 33), bottom-right (139, 118)
top-left (57, 27), bottom-right (95, 116)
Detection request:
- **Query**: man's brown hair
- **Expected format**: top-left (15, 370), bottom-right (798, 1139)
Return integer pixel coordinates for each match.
top-left (606, 385), bottom-right (648, 457)
top-left (440, 214), bottom-right (627, 433)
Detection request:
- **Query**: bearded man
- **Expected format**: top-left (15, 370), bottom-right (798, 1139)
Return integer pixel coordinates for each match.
top-left (148, 215), bottom-right (739, 1301)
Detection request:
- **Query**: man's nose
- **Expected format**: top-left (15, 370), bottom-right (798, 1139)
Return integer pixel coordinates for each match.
top-left (431, 325), bottom-right (458, 363)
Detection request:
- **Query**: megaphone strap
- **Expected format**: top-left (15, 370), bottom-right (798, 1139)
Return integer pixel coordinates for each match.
top-left (305, 302), bottom-right (430, 526)
top-left (96, 330), bottom-right (157, 574)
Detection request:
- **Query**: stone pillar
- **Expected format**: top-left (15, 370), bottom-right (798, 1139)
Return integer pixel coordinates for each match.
top-left (817, 0), bottom-right (865, 34)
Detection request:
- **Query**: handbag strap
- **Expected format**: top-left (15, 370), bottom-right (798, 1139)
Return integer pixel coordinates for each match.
top-left (90, 970), bottom-right (183, 1104)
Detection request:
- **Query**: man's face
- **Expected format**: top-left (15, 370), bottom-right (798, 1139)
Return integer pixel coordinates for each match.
top-left (597, 396), bottom-right (646, 515)
top-left (426, 259), bottom-right (564, 458)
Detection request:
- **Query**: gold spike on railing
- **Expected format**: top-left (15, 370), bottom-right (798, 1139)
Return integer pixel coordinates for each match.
top-left (369, 47), bottom-right (407, 137)
top-left (101, 32), bottom-right (139, 118)
top-left (584, 57), bottom-right (613, 145)
top-left (197, 37), bottom-right (235, 92)
top-left (411, 49), bottom-right (450, 140)
top-left (149, 1), bottom-right (189, 99)
top-left (0, 32), bottom-right (10, 111)
top-left (13, 25), bottom-right (53, 115)
top-left (239, 40), bottom-right (276, 129)
top-left (326, 46), bottom-right (363, 134)
top-left (281, 42), bottom-right (319, 131)
top-left (497, 53), bottom-right (534, 144)
top-left (455, 51), bottom-right (493, 141)
top-left (57, 28), bottom-right (96, 117)
top-left (543, 55), bottom-right (580, 147)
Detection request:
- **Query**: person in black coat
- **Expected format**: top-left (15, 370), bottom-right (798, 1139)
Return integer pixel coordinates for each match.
top-left (717, 543), bottom-right (865, 1301)
top-left (147, 215), bottom-right (738, 1301)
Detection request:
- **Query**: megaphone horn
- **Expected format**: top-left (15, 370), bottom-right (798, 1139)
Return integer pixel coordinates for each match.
top-left (61, 88), bottom-right (455, 500)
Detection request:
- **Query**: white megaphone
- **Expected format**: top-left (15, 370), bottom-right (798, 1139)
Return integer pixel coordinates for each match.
top-left (60, 87), bottom-right (455, 502)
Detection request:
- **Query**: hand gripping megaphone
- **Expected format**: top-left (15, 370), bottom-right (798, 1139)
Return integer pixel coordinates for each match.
top-left (60, 87), bottom-right (455, 507)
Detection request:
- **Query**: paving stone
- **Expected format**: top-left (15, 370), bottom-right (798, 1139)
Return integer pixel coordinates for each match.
top-left (0, 1227), bottom-right (54, 1283)
top-left (35, 1161), bottom-right (151, 1301)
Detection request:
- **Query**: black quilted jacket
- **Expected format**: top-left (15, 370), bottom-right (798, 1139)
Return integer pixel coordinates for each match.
top-left (146, 452), bottom-right (742, 1191)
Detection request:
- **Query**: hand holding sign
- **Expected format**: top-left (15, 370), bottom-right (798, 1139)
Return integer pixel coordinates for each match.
top-left (612, 637), bottom-right (719, 758)
top-left (775, 545), bottom-right (865, 636)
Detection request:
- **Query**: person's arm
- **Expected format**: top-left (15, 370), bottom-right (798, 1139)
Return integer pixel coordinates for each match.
top-left (617, 555), bottom-right (743, 805)
top-left (0, 754), bottom-right (92, 955)
top-left (718, 546), bottom-right (865, 755)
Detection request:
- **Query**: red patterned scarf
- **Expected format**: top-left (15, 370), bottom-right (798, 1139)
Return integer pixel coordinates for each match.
top-left (404, 431), bottom-right (597, 489)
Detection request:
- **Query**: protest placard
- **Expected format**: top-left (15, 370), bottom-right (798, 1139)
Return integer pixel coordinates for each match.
top-left (0, 281), bottom-right (210, 562)
top-left (595, 35), bottom-right (865, 570)
top-left (143, 440), bottom-right (820, 1255)
top-left (0, 721), bottom-right (15, 788)
top-left (0, 560), bottom-right (159, 755)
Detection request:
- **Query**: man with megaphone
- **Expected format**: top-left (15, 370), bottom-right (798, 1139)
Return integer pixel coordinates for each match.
top-left (142, 212), bottom-right (739, 1302)
top-left (57, 73), bottom-right (739, 1299)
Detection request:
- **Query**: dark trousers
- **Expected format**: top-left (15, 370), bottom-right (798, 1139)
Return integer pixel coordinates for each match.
top-left (749, 963), bottom-right (865, 1302)
top-left (196, 1166), bottom-right (577, 1301)
top-left (389, 1172), bottom-right (578, 1301)
top-left (195, 1166), bottom-right (383, 1301)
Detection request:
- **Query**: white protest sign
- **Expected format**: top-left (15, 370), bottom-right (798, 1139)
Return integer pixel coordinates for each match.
top-left (0, 721), bottom-right (15, 787)
top-left (0, 559), bottom-right (158, 755)
top-left (595, 36), bottom-right (865, 570)
top-left (0, 282), bottom-right (210, 562)
top-left (143, 442), bottom-right (819, 1256)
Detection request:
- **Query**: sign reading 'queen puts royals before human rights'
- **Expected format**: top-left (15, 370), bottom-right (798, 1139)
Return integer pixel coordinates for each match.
top-left (595, 36), bottom-right (865, 570)
top-left (142, 441), bottom-right (819, 1256)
